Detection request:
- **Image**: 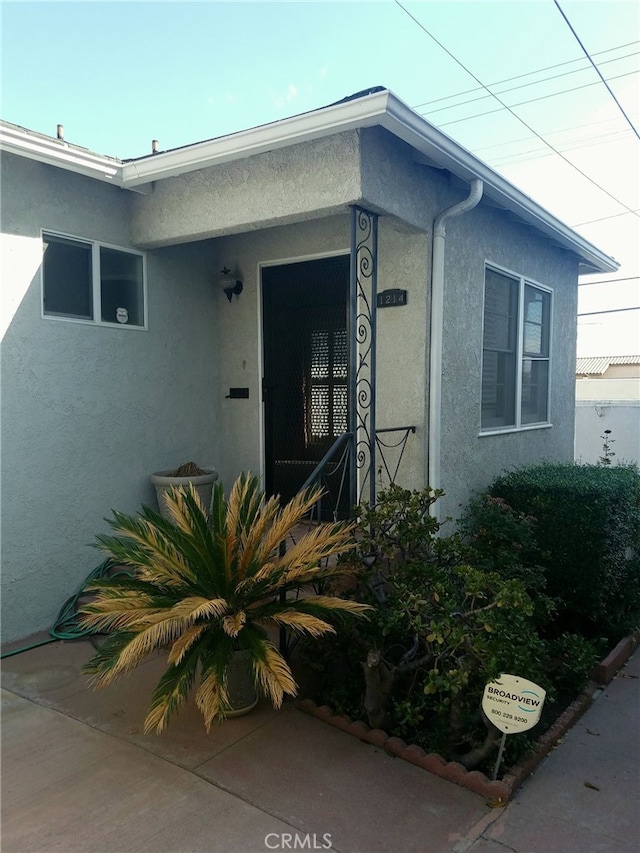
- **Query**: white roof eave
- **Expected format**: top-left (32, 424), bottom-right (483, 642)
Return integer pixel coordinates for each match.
top-left (0, 122), bottom-right (122, 184)
top-left (379, 96), bottom-right (619, 275)
top-left (1, 89), bottom-right (619, 274)
top-left (119, 92), bottom-right (390, 187)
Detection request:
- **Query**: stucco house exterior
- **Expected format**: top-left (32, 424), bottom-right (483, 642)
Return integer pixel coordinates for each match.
top-left (1, 87), bottom-right (618, 644)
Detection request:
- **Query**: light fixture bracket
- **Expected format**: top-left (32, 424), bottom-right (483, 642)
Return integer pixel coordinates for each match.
top-left (220, 267), bottom-right (243, 302)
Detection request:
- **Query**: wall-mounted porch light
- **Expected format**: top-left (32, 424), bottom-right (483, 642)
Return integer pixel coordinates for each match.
top-left (220, 267), bottom-right (243, 302)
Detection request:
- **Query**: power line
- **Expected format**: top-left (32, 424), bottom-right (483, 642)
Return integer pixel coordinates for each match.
top-left (553, 0), bottom-right (640, 141)
top-left (573, 212), bottom-right (640, 227)
top-left (579, 276), bottom-right (640, 286)
top-left (578, 307), bottom-right (640, 316)
top-left (489, 127), bottom-right (635, 169)
top-left (393, 0), bottom-right (640, 220)
top-left (412, 41), bottom-right (639, 109)
top-left (420, 55), bottom-right (639, 117)
top-left (432, 70), bottom-right (638, 128)
top-left (474, 113), bottom-right (639, 156)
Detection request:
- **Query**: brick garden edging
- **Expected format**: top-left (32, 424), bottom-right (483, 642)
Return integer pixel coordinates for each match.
top-left (296, 629), bottom-right (640, 803)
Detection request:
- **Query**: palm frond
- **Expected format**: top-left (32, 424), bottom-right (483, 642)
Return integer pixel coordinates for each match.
top-left (161, 485), bottom-right (222, 575)
top-left (162, 483), bottom-right (206, 536)
top-left (251, 640), bottom-right (297, 709)
top-left (169, 596), bottom-right (229, 623)
top-left (297, 595), bottom-right (373, 617)
top-left (209, 480), bottom-right (229, 537)
top-left (99, 616), bottom-right (188, 682)
top-left (224, 473), bottom-right (266, 582)
top-left (96, 519), bottom-right (196, 589)
top-left (195, 669), bottom-right (227, 731)
top-left (195, 637), bottom-right (236, 729)
top-left (255, 485), bottom-right (325, 560)
top-left (143, 641), bottom-right (203, 734)
top-left (168, 624), bottom-right (208, 666)
top-left (82, 631), bottom-right (138, 688)
top-left (275, 523), bottom-right (355, 583)
top-left (236, 494), bottom-right (282, 578)
top-left (79, 604), bottom-right (169, 633)
top-left (222, 611), bottom-right (246, 637)
top-left (267, 610), bottom-right (335, 638)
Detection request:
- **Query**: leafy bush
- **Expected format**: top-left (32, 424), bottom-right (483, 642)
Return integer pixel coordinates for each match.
top-left (488, 463), bottom-right (640, 639)
top-left (300, 484), bottom-right (598, 773)
top-left (458, 493), bottom-right (553, 626)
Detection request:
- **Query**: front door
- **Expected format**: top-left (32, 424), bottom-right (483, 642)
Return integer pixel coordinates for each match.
top-left (262, 256), bottom-right (350, 512)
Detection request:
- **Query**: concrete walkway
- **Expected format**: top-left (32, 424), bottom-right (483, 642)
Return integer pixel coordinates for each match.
top-left (1, 638), bottom-right (638, 853)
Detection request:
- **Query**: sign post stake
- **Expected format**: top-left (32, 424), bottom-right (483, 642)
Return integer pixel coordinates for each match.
top-left (492, 732), bottom-right (508, 781)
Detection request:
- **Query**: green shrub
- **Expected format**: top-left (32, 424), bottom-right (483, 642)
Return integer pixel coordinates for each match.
top-left (457, 493), bottom-right (554, 627)
top-left (489, 463), bottom-right (640, 639)
top-left (300, 484), bottom-right (599, 774)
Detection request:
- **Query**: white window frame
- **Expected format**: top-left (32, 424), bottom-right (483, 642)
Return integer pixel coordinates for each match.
top-left (480, 263), bottom-right (553, 435)
top-left (41, 230), bottom-right (147, 330)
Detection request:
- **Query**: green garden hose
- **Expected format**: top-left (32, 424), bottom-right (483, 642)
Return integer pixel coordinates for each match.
top-left (1, 559), bottom-right (131, 659)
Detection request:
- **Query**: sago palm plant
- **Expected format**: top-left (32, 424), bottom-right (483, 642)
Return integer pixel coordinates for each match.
top-left (80, 472), bottom-right (370, 733)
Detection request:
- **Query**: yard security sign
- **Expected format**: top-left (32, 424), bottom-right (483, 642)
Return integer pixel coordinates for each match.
top-left (482, 674), bottom-right (546, 734)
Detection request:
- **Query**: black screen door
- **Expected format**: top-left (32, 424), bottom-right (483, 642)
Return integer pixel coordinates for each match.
top-left (262, 256), bottom-right (350, 508)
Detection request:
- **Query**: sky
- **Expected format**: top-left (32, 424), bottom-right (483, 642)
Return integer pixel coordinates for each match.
top-left (2, 0), bottom-right (639, 356)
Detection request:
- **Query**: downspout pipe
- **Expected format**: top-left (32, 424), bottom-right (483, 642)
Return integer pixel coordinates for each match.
top-left (428, 179), bottom-right (484, 517)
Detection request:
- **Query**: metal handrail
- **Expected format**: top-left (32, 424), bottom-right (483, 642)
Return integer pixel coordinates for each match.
top-left (299, 431), bottom-right (353, 494)
top-left (298, 425), bottom-right (417, 521)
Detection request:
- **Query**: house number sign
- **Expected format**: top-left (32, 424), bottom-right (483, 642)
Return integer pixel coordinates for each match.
top-left (377, 289), bottom-right (407, 308)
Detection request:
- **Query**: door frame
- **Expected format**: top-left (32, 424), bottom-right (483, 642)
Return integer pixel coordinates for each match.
top-left (257, 248), bottom-right (350, 492)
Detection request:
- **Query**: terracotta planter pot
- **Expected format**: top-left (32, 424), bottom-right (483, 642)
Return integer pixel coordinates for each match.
top-left (150, 468), bottom-right (218, 521)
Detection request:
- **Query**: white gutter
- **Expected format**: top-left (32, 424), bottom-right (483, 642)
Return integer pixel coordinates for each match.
top-left (0, 122), bottom-right (122, 184)
top-left (120, 94), bottom-right (389, 187)
top-left (428, 179), bottom-right (484, 517)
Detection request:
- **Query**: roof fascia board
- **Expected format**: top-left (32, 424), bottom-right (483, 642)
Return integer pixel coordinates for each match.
top-left (120, 90), bottom-right (393, 187)
top-left (0, 122), bottom-right (122, 184)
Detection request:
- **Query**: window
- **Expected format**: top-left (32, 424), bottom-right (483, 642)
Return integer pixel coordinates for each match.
top-left (42, 232), bottom-right (145, 327)
top-left (481, 266), bottom-right (551, 431)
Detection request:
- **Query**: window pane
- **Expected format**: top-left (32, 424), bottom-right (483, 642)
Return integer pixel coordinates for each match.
top-left (482, 351), bottom-right (516, 428)
top-left (484, 311), bottom-right (512, 350)
top-left (43, 234), bottom-right (92, 319)
top-left (523, 286), bottom-right (550, 357)
top-left (521, 359), bottom-right (549, 424)
top-left (482, 269), bottom-right (518, 429)
top-left (100, 247), bottom-right (144, 326)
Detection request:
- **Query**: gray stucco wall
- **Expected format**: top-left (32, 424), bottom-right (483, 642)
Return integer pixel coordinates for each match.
top-left (129, 131), bottom-right (363, 248)
top-left (438, 204), bottom-right (579, 521)
top-left (1, 153), bottom-right (219, 643)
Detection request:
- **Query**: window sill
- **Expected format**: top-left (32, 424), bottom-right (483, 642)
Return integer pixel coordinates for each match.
top-left (479, 423), bottom-right (553, 437)
top-left (42, 314), bottom-right (147, 331)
